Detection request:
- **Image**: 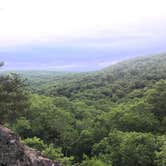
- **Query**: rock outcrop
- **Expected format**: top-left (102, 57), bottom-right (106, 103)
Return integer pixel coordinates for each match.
top-left (0, 125), bottom-right (63, 166)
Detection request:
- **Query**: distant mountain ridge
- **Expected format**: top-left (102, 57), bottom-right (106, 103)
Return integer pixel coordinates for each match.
top-left (48, 53), bottom-right (166, 101)
top-left (3, 53), bottom-right (166, 99)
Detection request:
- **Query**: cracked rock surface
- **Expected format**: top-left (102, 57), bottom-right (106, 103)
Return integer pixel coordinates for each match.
top-left (0, 125), bottom-right (63, 166)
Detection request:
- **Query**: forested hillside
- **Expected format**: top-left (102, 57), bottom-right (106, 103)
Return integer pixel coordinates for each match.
top-left (2, 71), bottom-right (81, 94)
top-left (1, 53), bottom-right (166, 166)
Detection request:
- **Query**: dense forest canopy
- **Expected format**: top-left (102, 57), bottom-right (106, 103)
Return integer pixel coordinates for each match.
top-left (1, 54), bottom-right (166, 165)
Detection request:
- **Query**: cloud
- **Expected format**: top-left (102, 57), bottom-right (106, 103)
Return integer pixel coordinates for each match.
top-left (47, 64), bottom-right (78, 70)
top-left (98, 61), bottom-right (119, 67)
top-left (0, 0), bottom-right (166, 47)
top-left (0, 0), bottom-right (166, 71)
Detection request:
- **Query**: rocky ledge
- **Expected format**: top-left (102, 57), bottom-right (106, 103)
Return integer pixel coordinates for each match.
top-left (0, 125), bottom-right (63, 166)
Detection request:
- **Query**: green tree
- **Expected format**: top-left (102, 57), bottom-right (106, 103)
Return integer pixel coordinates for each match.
top-left (93, 130), bottom-right (157, 166)
top-left (23, 137), bottom-right (73, 165)
top-left (80, 157), bottom-right (110, 166)
top-left (146, 80), bottom-right (166, 119)
top-left (12, 117), bottom-right (32, 138)
top-left (155, 136), bottom-right (166, 166)
top-left (0, 73), bottom-right (29, 124)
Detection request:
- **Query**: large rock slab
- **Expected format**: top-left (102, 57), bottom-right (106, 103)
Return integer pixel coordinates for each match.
top-left (0, 125), bottom-right (63, 166)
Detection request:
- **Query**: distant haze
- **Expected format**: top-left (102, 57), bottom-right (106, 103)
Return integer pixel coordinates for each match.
top-left (0, 0), bottom-right (166, 71)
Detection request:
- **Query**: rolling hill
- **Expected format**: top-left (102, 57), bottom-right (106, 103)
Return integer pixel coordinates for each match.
top-left (2, 53), bottom-right (166, 166)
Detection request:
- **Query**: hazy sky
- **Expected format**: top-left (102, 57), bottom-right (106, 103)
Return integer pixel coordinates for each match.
top-left (0, 0), bottom-right (166, 71)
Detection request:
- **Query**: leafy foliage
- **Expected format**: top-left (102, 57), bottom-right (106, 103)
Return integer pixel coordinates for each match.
top-left (2, 54), bottom-right (166, 165)
top-left (0, 73), bottom-right (29, 124)
top-left (23, 137), bottom-right (73, 165)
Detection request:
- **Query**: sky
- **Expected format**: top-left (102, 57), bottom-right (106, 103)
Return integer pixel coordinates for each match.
top-left (0, 0), bottom-right (166, 71)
